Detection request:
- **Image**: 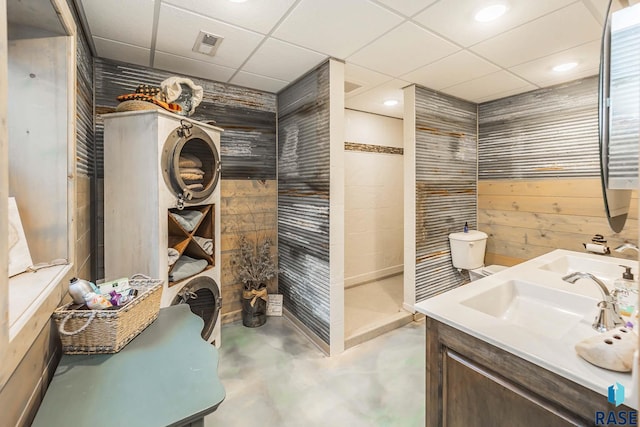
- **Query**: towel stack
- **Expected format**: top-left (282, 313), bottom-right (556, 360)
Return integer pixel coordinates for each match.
top-left (179, 153), bottom-right (205, 191)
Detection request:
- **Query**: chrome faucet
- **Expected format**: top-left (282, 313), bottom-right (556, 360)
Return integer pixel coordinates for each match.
top-left (562, 272), bottom-right (625, 332)
top-left (615, 243), bottom-right (640, 254)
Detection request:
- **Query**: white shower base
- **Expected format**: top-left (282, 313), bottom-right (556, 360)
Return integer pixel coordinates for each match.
top-left (344, 273), bottom-right (413, 349)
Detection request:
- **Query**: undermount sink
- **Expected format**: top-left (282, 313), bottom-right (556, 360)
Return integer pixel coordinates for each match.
top-left (460, 280), bottom-right (597, 339)
top-left (538, 254), bottom-right (636, 286)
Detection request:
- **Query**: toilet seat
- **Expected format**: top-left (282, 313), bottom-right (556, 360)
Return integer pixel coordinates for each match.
top-left (469, 264), bottom-right (508, 280)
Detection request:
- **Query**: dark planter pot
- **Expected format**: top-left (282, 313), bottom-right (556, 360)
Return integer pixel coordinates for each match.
top-left (241, 292), bottom-right (267, 328)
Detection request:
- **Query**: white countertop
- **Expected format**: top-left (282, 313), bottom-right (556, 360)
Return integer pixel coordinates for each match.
top-left (414, 249), bottom-right (638, 409)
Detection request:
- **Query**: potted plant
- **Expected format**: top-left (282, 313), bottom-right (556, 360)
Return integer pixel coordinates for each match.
top-left (231, 235), bottom-right (277, 327)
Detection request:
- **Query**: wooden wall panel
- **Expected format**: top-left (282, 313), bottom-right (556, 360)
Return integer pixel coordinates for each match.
top-left (479, 179), bottom-right (638, 266)
top-left (219, 180), bottom-right (277, 324)
top-left (0, 321), bottom-right (61, 427)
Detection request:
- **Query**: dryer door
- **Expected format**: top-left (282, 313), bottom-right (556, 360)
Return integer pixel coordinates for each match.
top-left (162, 122), bottom-right (221, 205)
top-left (171, 275), bottom-right (221, 341)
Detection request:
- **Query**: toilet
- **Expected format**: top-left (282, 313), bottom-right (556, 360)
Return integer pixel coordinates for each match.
top-left (448, 230), bottom-right (507, 281)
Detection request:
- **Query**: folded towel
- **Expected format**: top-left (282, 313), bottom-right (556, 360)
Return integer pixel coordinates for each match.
top-left (193, 236), bottom-right (213, 255)
top-left (168, 247), bottom-right (180, 266)
top-left (169, 255), bottom-right (208, 282)
top-left (183, 178), bottom-right (204, 185)
top-left (179, 153), bottom-right (202, 168)
top-left (180, 167), bottom-right (205, 176)
top-left (181, 172), bottom-right (205, 181)
top-left (170, 210), bottom-right (203, 232)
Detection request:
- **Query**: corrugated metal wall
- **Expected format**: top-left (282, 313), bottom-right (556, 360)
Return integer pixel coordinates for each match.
top-left (94, 58), bottom-right (277, 179)
top-left (278, 62), bottom-right (331, 345)
top-left (74, 21), bottom-right (94, 176)
top-left (478, 77), bottom-right (599, 180)
top-left (414, 87), bottom-right (477, 302)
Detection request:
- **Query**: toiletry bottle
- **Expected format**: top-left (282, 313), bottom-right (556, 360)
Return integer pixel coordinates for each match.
top-left (614, 265), bottom-right (638, 318)
top-left (464, 222), bottom-right (469, 233)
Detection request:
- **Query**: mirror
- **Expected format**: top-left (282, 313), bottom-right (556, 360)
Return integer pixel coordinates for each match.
top-left (599, 1), bottom-right (640, 233)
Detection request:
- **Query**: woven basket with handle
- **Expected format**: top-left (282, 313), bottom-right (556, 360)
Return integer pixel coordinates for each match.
top-left (52, 274), bottom-right (163, 354)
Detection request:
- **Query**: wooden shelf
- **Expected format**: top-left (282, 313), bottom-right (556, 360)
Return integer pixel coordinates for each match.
top-left (167, 204), bottom-right (215, 287)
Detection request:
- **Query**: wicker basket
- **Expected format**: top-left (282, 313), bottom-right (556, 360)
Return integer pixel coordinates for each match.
top-left (53, 275), bottom-right (163, 354)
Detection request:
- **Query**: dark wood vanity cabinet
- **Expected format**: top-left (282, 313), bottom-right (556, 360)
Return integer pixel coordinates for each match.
top-left (426, 317), bottom-right (635, 427)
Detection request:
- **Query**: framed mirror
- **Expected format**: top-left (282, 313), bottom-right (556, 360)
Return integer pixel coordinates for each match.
top-left (599, 1), bottom-right (640, 232)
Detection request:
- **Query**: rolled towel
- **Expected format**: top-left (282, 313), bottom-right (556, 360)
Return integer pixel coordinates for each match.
top-left (186, 183), bottom-right (204, 191)
top-left (168, 247), bottom-right (180, 266)
top-left (170, 210), bottom-right (203, 232)
top-left (179, 153), bottom-right (202, 168)
top-left (181, 172), bottom-right (205, 181)
top-left (179, 167), bottom-right (205, 176)
top-left (169, 255), bottom-right (208, 282)
top-left (193, 236), bottom-right (213, 255)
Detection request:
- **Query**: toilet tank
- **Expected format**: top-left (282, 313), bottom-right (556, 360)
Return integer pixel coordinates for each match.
top-left (448, 230), bottom-right (488, 270)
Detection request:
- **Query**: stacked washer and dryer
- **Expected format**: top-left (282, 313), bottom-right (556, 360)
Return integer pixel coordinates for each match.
top-left (104, 110), bottom-right (222, 346)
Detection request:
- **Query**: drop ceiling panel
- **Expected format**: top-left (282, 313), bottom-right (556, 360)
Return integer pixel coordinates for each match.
top-left (401, 50), bottom-right (500, 90)
top-left (161, 0), bottom-right (297, 34)
top-left (344, 63), bottom-right (393, 98)
top-left (345, 79), bottom-right (409, 118)
top-left (374, 0), bottom-right (438, 17)
top-left (154, 51), bottom-right (236, 82)
top-left (470, 3), bottom-right (602, 68)
top-left (440, 70), bottom-right (536, 103)
top-left (156, 4), bottom-right (264, 69)
top-left (509, 41), bottom-right (600, 87)
top-left (80, 0), bottom-right (155, 48)
top-left (413, 0), bottom-right (574, 47)
top-left (242, 38), bottom-right (327, 81)
top-left (93, 37), bottom-right (151, 67)
top-left (230, 71), bottom-right (290, 93)
top-left (272, 0), bottom-right (404, 59)
top-left (347, 22), bottom-right (459, 76)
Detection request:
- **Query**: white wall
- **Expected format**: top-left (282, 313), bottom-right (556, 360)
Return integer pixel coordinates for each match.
top-left (344, 109), bottom-right (403, 287)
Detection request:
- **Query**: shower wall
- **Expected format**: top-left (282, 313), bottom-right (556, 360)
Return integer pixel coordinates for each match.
top-left (344, 109), bottom-right (403, 286)
top-left (404, 85), bottom-right (478, 306)
top-left (277, 59), bottom-right (344, 354)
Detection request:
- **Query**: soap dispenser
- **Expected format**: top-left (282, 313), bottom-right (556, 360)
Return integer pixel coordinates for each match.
top-left (614, 265), bottom-right (638, 318)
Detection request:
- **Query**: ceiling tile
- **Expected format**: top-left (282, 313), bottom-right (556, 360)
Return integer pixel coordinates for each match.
top-left (93, 37), bottom-right (150, 67)
top-left (230, 71), bottom-right (289, 93)
top-left (242, 38), bottom-right (327, 81)
top-left (80, 0), bottom-right (155, 47)
top-left (469, 3), bottom-right (602, 68)
top-left (583, 0), bottom-right (627, 24)
top-left (413, 0), bottom-right (574, 47)
top-left (345, 79), bottom-right (409, 118)
top-left (160, 0), bottom-right (297, 34)
top-left (154, 51), bottom-right (236, 82)
top-left (344, 63), bottom-right (393, 98)
top-left (272, 0), bottom-right (404, 59)
top-left (508, 41), bottom-right (600, 87)
top-left (439, 70), bottom-right (536, 103)
top-left (156, 4), bottom-right (264, 69)
top-left (401, 50), bottom-right (500, 90)
top-left (374, 0), bottom-right (438, 17)
top-left (347, 22), bottom-right (459, 76)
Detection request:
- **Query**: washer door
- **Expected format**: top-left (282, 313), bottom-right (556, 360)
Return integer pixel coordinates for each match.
top-left (171, 276), bottom-right (221, 341)
top-left (162, 122), bottom-right (221, 204)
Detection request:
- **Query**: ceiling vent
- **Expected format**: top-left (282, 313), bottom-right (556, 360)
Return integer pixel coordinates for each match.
top-left (192, 30), bottom-right (224, 56)
top-left (344, 81), bottom-right (362, 94)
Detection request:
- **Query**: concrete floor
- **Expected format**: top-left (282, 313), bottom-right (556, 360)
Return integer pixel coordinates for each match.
top-left (205, 316), bottom-right (425, 427)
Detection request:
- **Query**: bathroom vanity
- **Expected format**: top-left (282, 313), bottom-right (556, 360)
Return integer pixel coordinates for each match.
top-left (415, 249), bottom-right (638, 426)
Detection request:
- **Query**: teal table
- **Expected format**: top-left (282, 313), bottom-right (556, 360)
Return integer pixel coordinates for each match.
top-left (32, 305), bottom-right (225, 427)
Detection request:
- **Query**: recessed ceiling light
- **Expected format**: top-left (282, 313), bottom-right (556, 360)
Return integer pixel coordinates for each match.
top-left (474, 4), bottom-right (507, 22)
top-left (383, 99), bottom-right (399, 107)
top-left (552, 62), bottom-right (578, 72)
